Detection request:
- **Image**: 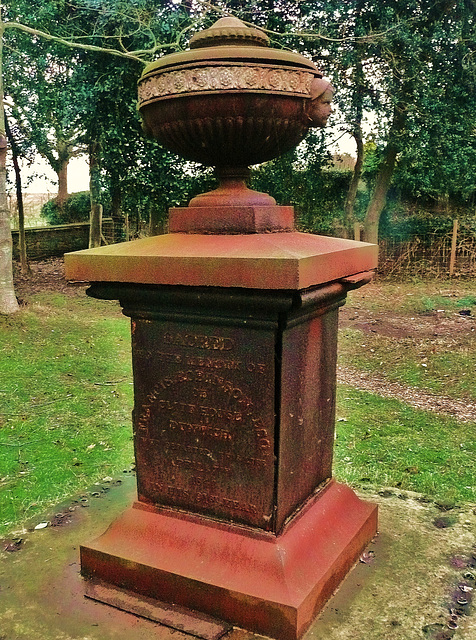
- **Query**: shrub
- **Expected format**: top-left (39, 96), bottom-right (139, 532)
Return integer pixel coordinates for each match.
top-left (251, 160), bottom-right (352, 235)
top-left (41, 191), bottom-right (91, 225)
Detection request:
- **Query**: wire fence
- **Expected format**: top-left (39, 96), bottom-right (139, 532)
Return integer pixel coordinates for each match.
top-left (8, 192), bottom-right (54, 229)
top-left (378, 220), bottom-right (476, 279)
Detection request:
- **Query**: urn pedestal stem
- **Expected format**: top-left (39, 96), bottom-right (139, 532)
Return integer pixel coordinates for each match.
top-left (189, 167), bottom-right (276, 208)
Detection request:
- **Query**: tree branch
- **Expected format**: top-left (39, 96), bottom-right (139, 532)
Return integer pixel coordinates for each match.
top-left (4, 21), bottom-right (146, 64)
top-left (193, 0), bottom-right (416, 44)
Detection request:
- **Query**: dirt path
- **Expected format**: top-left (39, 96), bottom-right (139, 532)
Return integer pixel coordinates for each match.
top-left (338, 286), bottom-right (475, 423)
top-left (13, 257), bottom-right (84, 301)
top-left (339, 304), bottom-right (475, 341)
top-left (337, 365), bottom-right (476, 423)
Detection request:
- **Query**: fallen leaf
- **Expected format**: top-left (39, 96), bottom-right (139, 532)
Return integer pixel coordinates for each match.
top-left (359, 550), bottom-right (375, 564)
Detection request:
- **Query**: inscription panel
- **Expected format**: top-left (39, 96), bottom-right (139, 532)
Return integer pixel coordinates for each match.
top-left (131, 319), bottom-right (276, 530)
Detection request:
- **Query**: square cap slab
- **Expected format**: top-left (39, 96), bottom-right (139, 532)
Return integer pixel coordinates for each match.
top-left (65, 232), bottom-right (377, 290)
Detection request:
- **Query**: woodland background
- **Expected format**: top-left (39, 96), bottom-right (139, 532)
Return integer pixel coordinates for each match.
top-left (0, 0), bottom-right (475, 311)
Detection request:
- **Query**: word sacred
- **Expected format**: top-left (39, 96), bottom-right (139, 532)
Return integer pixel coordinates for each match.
top-left (163, 332), bottom-right (235, 351)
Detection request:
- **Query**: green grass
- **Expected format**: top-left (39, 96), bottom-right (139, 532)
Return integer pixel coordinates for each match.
top-left (349, 280), bottom-right (476, 315)
top-left (334, 386), bottom-right (476, 505)
top-left (0, 293), bottom-right (133, 537)
top-left (336, 279), bottom-right (476, 504)
top-left (338, 328), bottom-right (476, 400)
top-left (419, 294), bottom-right (476, 313)
top-left (340, 279), bottom-right (476, 400)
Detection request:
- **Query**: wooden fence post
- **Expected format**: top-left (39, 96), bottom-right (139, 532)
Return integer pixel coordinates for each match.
top-left (353, 222), bottom-right (361, 241)
top-left (449, 219), bottom-right (458, 276)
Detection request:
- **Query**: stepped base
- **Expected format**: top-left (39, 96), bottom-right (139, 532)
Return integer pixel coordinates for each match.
top-left (81, 480), bottom-right (377, 640)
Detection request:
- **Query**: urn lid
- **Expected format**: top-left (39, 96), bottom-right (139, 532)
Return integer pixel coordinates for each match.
top-left (189, 17), bottom-right (270, 49)
top-left (140, 17), bottom-right (320, 80)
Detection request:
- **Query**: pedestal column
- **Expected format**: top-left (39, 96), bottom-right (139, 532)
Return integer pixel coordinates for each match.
top-left (66, 229), bottom-right (378, 639)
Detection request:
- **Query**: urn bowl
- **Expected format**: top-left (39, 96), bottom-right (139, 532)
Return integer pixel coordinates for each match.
top-left (138, 18), bottom-right (321, 168)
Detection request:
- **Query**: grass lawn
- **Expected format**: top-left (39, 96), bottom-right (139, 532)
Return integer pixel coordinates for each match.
top-left (338, 280), bottom-right (476, 399)
top-left (0, 292), bottom-right (133, 537)
top-left (335, 278), bottom-right (476, 505)
top-left (334, 387), bottom-right (475, 504)
top-left (1, 277), bottom-right (474, 537)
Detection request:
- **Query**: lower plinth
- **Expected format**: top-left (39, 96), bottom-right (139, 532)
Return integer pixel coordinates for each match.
top-left (81, 480), bottom-right (377, 640)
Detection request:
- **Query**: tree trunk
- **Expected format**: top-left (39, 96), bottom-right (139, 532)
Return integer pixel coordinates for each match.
top-left (5, 114), bottom-right (29, 274)
top-left (89, 141), bottom-right (102, 248)
top-left (362, 145), bottom-right (397, 244)
top-left (362, 108), bottom-right (405, 244)
top-left (0, 24), bottom-right (19, 313)
top-left (149, 204), bottom-right (163, 236)
top-left (110, 182), bottom-right (122, 219)
top-left (56, 160), bottom-right (69, 206)
top-left (110, 180), bottom-right (123, 242)
top-left (343, 125), bottom-right (364, 238)
top-left (55, 137), bottom-right (71, 207)
top-left (342, 15), bottom-right (365, 239)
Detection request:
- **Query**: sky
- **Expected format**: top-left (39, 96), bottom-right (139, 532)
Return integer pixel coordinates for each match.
top-left (22, 155), bottom-right (90, 194)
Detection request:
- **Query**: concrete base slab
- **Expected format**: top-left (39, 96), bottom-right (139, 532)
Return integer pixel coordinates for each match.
top-left (85, 578), bottom-right (231, 640)
top-left (80, 481), bottom-right (377, 640)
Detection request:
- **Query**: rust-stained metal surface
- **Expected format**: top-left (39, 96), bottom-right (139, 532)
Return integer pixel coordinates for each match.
top-left (131, 316), bottom-right (276, 530)
top-left (137, 16), bottom-right (331, 218)
top-left (72, 264), bottom-right (380, 640)
top-left (79, 278), bottom-right (378, 639)
top-left (276, 288), bottom-right (344, 530)
top-left (168, 204), bottom-right (295, 234)
top-left (70, 15), bottom-right (380, 640)
top-left (141, 92), bottom-right (311, 167)
top-left (86, 281), bottom-right (355, 533)
top-left (138, 17), bottom-right (321, 168)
